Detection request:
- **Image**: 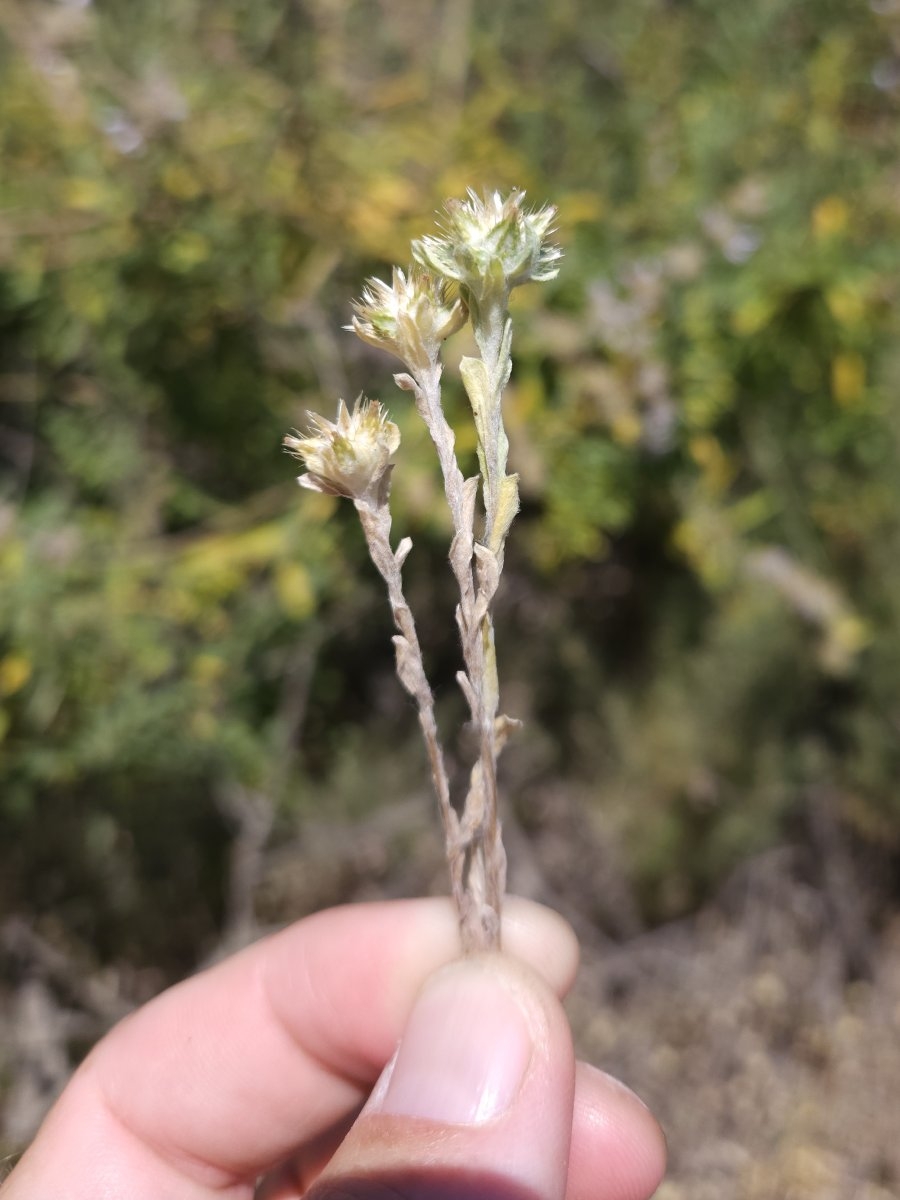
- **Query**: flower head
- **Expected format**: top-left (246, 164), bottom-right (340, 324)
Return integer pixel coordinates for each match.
top-left (412, 189), bottom-right (562, 300)
top-left (284, 396), bottom-right (400, 507)
top-left (348, 265), bottom-right (467, 372)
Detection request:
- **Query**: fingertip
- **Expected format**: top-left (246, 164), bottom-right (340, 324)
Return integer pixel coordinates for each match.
top-left (384, 896), bottom-right (579, 1005)
top-left (570, 1062), bottom-right (667, 1200)
top-left (308, 954), bottom-right (577, 1200)
top-left (500, 896), bottom-right (580, 997)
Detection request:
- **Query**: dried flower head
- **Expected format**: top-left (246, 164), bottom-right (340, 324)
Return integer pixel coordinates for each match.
top-left (284, 396), bottom-right (400, 506)
top-left (412, 189), bottom-right (562, 300)
top-left (348, 265), bottom-right (467, 372)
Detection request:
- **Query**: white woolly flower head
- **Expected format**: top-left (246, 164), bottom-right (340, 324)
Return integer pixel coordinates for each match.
top-left (348, 265), bottom-right (467, 371)
top-left (412, 189), bottom-right (562, 300)
top-left (284, 396), bottom-right (400, 507)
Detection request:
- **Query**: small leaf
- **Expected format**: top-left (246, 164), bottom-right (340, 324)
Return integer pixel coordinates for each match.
top-left (394, 372), bottom-right (417, 391)
top-left (455, 600), bottom-right (469, 640)
top-left (462, 475), bottom-right (480, 529)
top-left (460, 356), bottom-right (490, 414)
top-left (460, 357), bottom-right (492, 481)
top-left (490, 473), bottom-right (520, 552)
top-left (394, 536), bottom-right (413, 568)
top-left (450, 529), bottom-right (473, 586)
top-left (392, 635), bottom-right (421, 696)
top-left (494, 713), bottom-right (523, 753)
top-left (450, 476), bottom-right (479, 584)
top-left (474, 543), bottom-right (501, 608)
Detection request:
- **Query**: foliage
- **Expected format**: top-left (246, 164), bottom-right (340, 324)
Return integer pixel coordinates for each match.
top-left (2, 0), bottom-right (900, 969)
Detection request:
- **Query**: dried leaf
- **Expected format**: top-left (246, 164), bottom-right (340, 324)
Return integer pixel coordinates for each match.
top-left (462, 475), bottom-right (480, 529)
top-left (494, 712), bottom-right (523, 752)
top-left (474, 542), bottom-right (501, 599)
top-left (450, 476), bottom-right (480, 585)
top-left (392, 634), bottom-right (421, 695)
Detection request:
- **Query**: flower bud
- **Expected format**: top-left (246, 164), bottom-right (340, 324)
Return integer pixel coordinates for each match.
top-left (412, 189), bottom-right (562, 300)
top-left (284, 396), bottom-right (400, 507)
top-left (348, 266), bottom-right (467, 372)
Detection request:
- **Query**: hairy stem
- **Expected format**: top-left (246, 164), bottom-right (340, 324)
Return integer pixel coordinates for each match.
top-left (412, 361), bottom-right (506, 954)
top-left (354, 500), bottom-right (465, 920)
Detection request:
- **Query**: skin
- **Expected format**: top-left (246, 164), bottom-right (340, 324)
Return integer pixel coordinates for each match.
top-left (0, 897), bottom-right (666, 1200)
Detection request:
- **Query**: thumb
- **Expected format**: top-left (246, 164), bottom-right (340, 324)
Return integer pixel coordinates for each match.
top-left (308, 954), bottom-right (575, 1200)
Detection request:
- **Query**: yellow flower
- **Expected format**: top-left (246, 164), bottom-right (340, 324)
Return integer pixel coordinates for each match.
top-left (284, 396), bottom-right (400, 506)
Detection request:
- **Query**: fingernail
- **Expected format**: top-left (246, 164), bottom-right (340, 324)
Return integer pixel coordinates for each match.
top-left (371, 960), bottom-right (533, 1125)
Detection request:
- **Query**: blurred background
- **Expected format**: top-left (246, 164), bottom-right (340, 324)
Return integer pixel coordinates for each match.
top-left (2, 0), bottom-right (900, 1193)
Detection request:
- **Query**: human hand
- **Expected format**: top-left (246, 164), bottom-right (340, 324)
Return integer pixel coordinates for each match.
top-left (0, 898), bottom-right (665, 1200)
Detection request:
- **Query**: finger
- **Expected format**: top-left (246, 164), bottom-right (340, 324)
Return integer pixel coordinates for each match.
top-left (8, 898), bottom-right (577, 1198)
top-left (568, 1063), bottom-right (667, 1200)
top-left (257, 1064), bottom-right (666, 1200)
top-left (306, 954), bottom-right (577, 1200)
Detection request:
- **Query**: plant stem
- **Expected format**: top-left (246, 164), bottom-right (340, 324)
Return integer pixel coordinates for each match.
top-left (470, 290), bottom-right (512, 551)
top-left (412, 362), bottom-right (506, 954)
top-left (354, 500), bottom-right (464, 920)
